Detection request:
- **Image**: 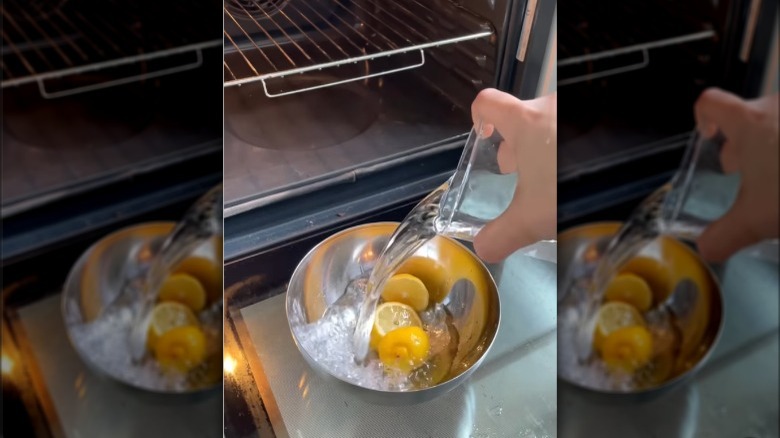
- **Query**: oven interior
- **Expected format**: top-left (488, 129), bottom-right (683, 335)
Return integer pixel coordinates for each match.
top-left (557, 0), bottom-right (725, 222)
top-left (2, 0), bottom-right (223, 218)
top-left (2, 2), bottom-right (223, 436)
top-left (222, 0), bottom-right (514, 215)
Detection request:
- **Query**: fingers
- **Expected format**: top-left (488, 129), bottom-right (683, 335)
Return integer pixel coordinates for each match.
top-left (473, 184), bottom-right (556, 263)
top-left (496, 140), bottom-right (517, 174)
top-left (696, 194), bottom-right (762, 262)
top-left (471, 88), bottom-right (523, 136)
top-left (694, 88), bottom-right (747, 139)
top-left (719, 140), bottom-right (740, 174)
top-left (474, 200), bottom-right (539, 263)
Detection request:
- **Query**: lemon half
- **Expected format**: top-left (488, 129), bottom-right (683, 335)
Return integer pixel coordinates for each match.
top-left (147, 302), bottom-right (199, 350)
top-left (370, 302), bottom-right (422, 350)
top-left (153, 325), bottom-right (207, 373)
top-left (158, 273), bottom-right (207, 312)
top-left (593, 301), bottom-right (645, 351)
top-left (604, 273), bottom-right (653, 312)
top-left (600, 325), bottom-right (654, 373)
top-left (381, 274), bottom-right (430, 311)
top-left (377, 326), bottom-right (430, 374)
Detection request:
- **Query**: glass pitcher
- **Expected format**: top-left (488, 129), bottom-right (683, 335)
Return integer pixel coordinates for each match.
top-left (659, 130), bottom-right (778, 260)
top-left (432, 121), bottom-right (556, 264)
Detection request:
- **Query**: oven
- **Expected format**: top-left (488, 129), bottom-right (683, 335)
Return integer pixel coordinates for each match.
top-left (557, 0), bottom-right (779, 224)
top-left (556, 0), bottom-right (779, 435)
top-left (2, 1), bottom-right (223, 436)
top-left (222, 0), bottom-right (557, 436)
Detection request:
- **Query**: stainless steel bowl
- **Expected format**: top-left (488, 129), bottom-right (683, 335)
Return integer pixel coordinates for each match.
top-left (286, 222), bottom-right (501, 405)
top-left (62, 222), bottom-right (222, 394)
top-left (558, 222), bottom-right (724, 400)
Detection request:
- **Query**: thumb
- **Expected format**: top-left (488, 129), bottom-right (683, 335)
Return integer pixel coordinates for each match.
top-left (474, 199), bottom-right (538, 263)
top-left (696, 195), bottom-right (761, 262)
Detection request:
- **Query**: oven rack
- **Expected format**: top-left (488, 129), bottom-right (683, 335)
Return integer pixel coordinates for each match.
top-left (1, 0), bottom-right (222, 98)
top-left (223, 0), bottom-right (493, 97)
top-left (558, 0), bottom-right (716, 84)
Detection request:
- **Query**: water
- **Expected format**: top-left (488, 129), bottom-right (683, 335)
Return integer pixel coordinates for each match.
top-left (434, 170), bottom-right (516, 241)
top-left (297, 278), bottom-right (456, 390)
top-left (352, 183), bottom-right (448, 362)
top-left (559, 183), bottom-right (679, 391)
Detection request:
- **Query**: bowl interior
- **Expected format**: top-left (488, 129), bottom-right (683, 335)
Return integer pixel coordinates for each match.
top-left (62, 222), bottom-right (223, 394)
top-left (557, 222), bottom-right (724, 394)
top-left (287, 222), bottom-right (500, 391)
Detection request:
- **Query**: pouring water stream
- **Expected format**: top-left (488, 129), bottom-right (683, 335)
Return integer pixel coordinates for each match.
top-left (127, 185), bottom-right (223, 362)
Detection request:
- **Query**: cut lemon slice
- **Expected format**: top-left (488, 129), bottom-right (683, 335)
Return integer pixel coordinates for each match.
top-left (174, 256), bottom-right (222, 304)
top-left (153, 325), bottom-right (207, 373)
top-left (377, 326), bottom-right (430, 374)
top-left (158, 273), bottom-right (207, 312)
top-left (604, 273), bottom-right (653, 312)
top-left (600, 325), bottom-right (654, 373)
top-left (381, 274), bottom-right (430, 311)
top-left (147, 302), bottom-right (199, 351)
top-left (619, 256), bottom-right (673, 303)
top-left (593, 301), bottom-right (645, 351)
top-left (371, 302), bottom-right (422, 350)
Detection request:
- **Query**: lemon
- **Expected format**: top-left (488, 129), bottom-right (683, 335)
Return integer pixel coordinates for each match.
top-left (593, 301), bottom-right (645, 351)
top-left (600, 325), bottom-right (654, 373)
top-left (371, 302), bottom-right (422, 350)
top-left (173, 256), bottom-right (222, 304)
top-left (158, 273), bottom-right (207, 312)
top-left (604, 273), bottom-right (653, 312)
top-left (377, 326), bottom-right (430, 373)
top-left (147, 302), bottom-right (199, 350)
top-left (153, 325), bottom-right (207, 373)
top-left (395, 256), bottom-right (450, 303)
top-left (619, 256), bottom-right (673, 303)
top-left (381, 274), bottom-right (430, 311)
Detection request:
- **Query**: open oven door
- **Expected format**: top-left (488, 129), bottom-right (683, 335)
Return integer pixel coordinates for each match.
top-left (222, 0), bottom-right (557, 436)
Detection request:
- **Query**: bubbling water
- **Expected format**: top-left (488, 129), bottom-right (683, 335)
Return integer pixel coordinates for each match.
top-left (295, 278), bottom-right (457, 391)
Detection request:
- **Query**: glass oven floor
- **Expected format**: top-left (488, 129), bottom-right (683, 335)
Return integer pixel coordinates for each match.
top-left (14, 293), bottom-right (223, 438)
top-left (227, 251), bottom-right (557, 438)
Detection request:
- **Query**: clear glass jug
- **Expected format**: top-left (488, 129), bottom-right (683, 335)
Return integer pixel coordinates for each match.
top-left (660, 131), bottom-right (778, 260)
top-left (433, 121), bottom-right (556, 264)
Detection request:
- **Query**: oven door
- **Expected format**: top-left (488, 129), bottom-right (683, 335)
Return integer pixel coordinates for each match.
top-left (222, 1), bottom-right (556, 436)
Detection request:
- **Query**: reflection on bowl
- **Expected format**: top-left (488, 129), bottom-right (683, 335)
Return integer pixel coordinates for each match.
top-left (558, 222), bottom-right (724, 398)
top-left (62, 222), bottom-right (222, 394)
top-left (286, 222), bottom-right (500, 405)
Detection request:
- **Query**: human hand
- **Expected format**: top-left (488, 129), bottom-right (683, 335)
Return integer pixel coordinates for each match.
top-left (694, 88), bottom-right (779, 262)
top-left (469, 88), bottom-right (557, 263)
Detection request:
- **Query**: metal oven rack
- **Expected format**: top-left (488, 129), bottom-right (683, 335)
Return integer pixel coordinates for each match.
top-left (223, 0), bottom-right (493, 97)
top-left (557, 0), bottom-right (716, 86)
top-left (1, 0), bottom-right (222, 98)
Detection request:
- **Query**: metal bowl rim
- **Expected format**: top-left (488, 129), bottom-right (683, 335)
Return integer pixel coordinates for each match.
top-left (61, 221), bottom-right (222, 395)
top-left (557, 221), bottom-right (726, 396)
top-left (285, 221), bottom-right (502, 394)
